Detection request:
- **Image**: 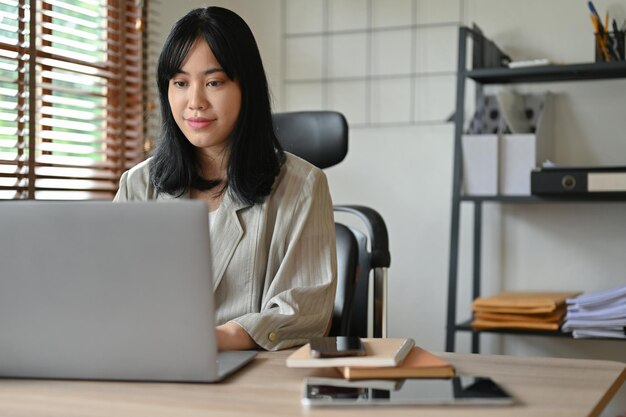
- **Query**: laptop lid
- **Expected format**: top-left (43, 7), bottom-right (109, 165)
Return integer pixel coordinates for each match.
top-left (0, 200), bottom-right (255, 382)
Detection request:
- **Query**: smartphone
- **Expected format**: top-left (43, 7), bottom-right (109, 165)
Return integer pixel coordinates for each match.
top-left (309, 336), bottom-right (366, 358)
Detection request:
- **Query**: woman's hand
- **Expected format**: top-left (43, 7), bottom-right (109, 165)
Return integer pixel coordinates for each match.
top-left (216, 321), bottom-right (257, 351)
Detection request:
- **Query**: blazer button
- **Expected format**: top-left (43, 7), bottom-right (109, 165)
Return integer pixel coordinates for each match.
top-left (268, 331), bottom-right (277, 342)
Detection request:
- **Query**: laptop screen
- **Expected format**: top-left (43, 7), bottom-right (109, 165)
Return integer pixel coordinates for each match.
top-left (0, 200), bottom-right (225, 382)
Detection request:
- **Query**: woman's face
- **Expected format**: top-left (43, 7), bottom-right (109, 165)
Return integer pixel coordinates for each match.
top-left (168, 38), bottom-right (242, 156)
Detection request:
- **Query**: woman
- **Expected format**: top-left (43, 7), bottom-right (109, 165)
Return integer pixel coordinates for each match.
top-left (114, 7), bottom-right (337, 351)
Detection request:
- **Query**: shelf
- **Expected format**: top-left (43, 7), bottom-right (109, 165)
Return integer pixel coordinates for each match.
top-left (454, 320), bottom-right (625, 341)
top-left (460, 194), bottom-right (626, 203)
top-left (465, 61), bottom-right (626, 84)
top-left (446, 26), bottom-right (626, 354)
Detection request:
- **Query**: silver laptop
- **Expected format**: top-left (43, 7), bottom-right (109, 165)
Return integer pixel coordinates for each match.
top-left (0, 200), bottom-right (256, 382)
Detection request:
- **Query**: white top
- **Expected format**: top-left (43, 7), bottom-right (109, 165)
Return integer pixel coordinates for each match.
top-left (208, 208), bottom-right (218, 228)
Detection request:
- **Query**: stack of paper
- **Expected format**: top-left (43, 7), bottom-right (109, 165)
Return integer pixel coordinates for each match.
top-left (471, 291), bottom-right (581, 331)
top-left (562, 285), bottom-right (626, 339)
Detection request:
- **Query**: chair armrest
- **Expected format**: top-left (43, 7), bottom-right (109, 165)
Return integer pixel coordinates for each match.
top-left (333, 205), bottom-right (391, 268)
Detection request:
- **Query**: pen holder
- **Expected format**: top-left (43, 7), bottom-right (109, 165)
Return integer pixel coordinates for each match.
top-left (595, 30), bottom-right (625, 62)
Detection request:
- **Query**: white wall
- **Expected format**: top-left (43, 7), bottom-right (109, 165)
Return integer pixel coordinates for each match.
top-left (153, 1), bottom-right (626, 414)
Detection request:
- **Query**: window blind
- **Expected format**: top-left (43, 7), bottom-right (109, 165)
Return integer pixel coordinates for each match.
top-left (0, 0), bottom-right (147, 200)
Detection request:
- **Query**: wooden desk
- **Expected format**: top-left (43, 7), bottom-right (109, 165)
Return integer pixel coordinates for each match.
top-left (0, 351), bottom-right (623, 417)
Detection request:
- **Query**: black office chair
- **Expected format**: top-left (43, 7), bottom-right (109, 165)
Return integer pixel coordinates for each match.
top-left (273, 111), bottom-right (391, 338)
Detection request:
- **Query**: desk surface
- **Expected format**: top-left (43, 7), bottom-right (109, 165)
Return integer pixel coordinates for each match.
top-left (0, 350), bottom-right (623, 417)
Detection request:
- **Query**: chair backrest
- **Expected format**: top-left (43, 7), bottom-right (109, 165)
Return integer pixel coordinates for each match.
top-left (273, 111), bottom-right (390, 338)
top-left (272, 111), bottom-right (348, 169)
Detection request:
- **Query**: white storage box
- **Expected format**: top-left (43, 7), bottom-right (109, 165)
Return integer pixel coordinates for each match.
top-left (462, 92), bottom-right (554, 196)
top-left (499, 93), bottom-right (554, 195)
top-left (462, 134), bottom-right (499, 196)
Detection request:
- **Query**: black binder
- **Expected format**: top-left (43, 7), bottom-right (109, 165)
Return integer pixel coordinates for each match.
top-left (531, 166), bottom-right (626, 195)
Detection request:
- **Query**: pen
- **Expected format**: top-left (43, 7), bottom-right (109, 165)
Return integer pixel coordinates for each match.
top-left (588, 1), bottom-right (602, 28)
top-left (587, 0), bottom-right (600, 22)
top-left (611, 19), bottom-right (623, 60)
top-left (590, 14), bottom-right (610, 61)
top-left (588, 1), bottom-right (610, 61)
top-left (604, 12), bottom-right (610, 57)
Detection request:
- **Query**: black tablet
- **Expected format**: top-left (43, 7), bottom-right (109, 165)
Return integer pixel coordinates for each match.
top-left (302, 375), bottom-right (514, 407)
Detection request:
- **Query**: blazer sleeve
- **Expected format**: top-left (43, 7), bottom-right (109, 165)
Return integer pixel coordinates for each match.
top-left (112, 159), bottom-right (154, 202)
top-left (112, 170), bottom-right (130, 202)
top-left (232, 168), bottom-right (338, 351)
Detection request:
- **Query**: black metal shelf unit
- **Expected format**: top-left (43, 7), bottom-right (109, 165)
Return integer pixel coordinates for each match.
top-left (446, 27), bottom-right (626, 353)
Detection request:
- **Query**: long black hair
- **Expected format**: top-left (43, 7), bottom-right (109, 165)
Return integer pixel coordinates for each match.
top-left (150, 7), bottom-right (285, 205)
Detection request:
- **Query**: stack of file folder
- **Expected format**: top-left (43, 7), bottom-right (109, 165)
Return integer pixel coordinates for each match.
top-left (563, 285), bottom-right (626, 339)
top-left (471, 291), bottom-right (581, 331)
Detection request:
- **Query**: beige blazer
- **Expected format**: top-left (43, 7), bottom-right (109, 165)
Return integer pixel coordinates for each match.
top-left (113, 153), bottom-right (337, 350)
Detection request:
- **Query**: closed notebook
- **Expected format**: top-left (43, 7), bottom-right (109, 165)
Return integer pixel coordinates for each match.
top-left (336, 347), bottom-right (455, 380)
top-left (286, 338), bottom-right (414, 368)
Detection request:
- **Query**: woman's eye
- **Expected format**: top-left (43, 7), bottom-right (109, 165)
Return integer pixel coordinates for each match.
top-left (172, 80), bottom-right (187, 87)
top-left (207, 80), bottom-right (223, 87)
